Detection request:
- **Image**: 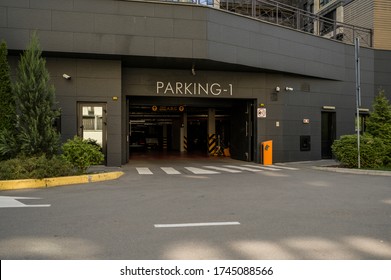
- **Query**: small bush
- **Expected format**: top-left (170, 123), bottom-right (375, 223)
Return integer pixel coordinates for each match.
top-left (62, 136), bottom-right (104, 174)
top-left (0, 155), bottom-right (75, 180)
top-left (332, 134), bottom-right (387, 169)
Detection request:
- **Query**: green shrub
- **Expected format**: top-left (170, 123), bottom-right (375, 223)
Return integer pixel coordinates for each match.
top-left (0, 155), bottom-right (75, 180)
top-left (62, 136), bottom-right (104, 174)
top-left (332, 134), bottom-right (388, 169)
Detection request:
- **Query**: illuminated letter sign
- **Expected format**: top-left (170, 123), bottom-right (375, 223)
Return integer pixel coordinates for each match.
top-left (156, 82), bottom-right (233, 96)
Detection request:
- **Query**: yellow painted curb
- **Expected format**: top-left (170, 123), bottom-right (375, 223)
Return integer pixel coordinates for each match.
top-left (0, 171), bottom-right (124, 191)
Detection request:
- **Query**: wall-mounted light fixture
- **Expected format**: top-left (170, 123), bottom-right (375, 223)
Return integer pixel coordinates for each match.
top-left (285, 87), bottom-right (294, 92)
top-left (359, 108), bottom-right (369, 112)
top-left (275, 86), bottom-right (280, 92)
top-left (322, 106), bottom-right (336, 110)
top-left (191, 64), bottom-right (196, 76)
top-left (62, 73), bottom-right (71, 80)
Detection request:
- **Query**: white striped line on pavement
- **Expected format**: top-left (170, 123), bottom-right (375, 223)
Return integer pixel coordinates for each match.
top-left (135, 164), bottom-right (299, 175)
top-left (203, 166), bottom-right (242, 173)
top-left (154, 221), bottom-right (240, 228)
top-left (223, 165), bottom-right (263, 172)
top-left (184, 167), bottom-right (220, 174)
top-left (136, 167), bottom-right (153, 175)
top-left (272, 164), bottom-right (299, 170)
top-left (242, 164), bottom-right (281, 171)
top-left (161, 167), bottom-right (181, 175)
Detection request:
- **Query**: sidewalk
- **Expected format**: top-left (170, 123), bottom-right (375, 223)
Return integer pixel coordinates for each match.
top-left (282, 159), bottom-right (391, 177)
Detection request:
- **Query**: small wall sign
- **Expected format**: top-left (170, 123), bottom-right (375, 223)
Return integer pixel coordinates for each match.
top-left (257, 108), bottom-right (267, 118)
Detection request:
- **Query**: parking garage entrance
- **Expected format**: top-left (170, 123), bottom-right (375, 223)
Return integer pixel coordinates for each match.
top-left (128, 97), bottom-right (256, 162)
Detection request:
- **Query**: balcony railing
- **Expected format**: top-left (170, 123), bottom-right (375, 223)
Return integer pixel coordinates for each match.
top-left (148, 0), bottom-right (373, 47)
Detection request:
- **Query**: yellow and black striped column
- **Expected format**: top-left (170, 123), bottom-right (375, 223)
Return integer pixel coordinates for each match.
top-left (208, 134), bottom-right (217, 156)
top-left (184, 135), bottom-right (188, 152)
top-left (162, 137), bottom-right (168, 150)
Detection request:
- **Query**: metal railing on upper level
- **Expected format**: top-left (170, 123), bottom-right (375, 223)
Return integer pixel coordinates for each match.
top-left (152, 0), bottom-right (373, 47)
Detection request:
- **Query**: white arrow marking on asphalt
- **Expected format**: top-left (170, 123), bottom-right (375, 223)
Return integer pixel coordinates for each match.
top-left (0, 196), bottom-right (51, 208)
top-left (154, 221), bottom-right (240, 228)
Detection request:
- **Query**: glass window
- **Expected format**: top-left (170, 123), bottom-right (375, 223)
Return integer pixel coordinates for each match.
top-left (320, 0), bottom-right (332, 8)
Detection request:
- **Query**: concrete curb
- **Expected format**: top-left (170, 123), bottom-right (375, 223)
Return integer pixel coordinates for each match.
top-left (0, 171), bottom-right (124, 191)
top-left (313, 166), bottom-right (391, 176)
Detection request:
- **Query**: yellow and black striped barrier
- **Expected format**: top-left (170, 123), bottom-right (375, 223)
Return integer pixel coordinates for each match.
top-left (162, 137), bottom-right (168, 150)
top-left (184, 136), bottom-right (188, 152)
top-left (208, 134), bottom-right (217, 156)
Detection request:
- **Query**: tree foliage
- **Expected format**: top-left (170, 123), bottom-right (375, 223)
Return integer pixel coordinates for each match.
top-left (0, 33), bottom-right (60, 159)
top-left (332, 89), bottom-right (391, 168)
top-left (0, 155), bottom-right (75, 180)
top-left (365, 89), bottom-right (391, 143)
top-left (0, 41), bottom-right (15, 153)
top-left (62, 136), bottom-right (104, 174)
top-left (332, 134), bottom-right (387, 168)
top-left (0, 41), bottom-right (16, 160)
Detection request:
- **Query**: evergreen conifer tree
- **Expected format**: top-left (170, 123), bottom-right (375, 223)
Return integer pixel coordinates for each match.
top-left (0, 41), bottom-right (14, 134)
top-left (12, 33), bottom-right (60, 157)
top-left (0, 40), bottom-right (17, 160)
top-left (366, 90), bottom-right (391, 143)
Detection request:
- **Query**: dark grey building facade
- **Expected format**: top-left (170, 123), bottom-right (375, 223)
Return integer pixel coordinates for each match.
top-left (1, 0), bottom-right (391, 166)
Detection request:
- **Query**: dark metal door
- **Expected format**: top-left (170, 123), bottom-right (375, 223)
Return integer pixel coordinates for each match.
top-left (321, 111), bottom-right (336, 159)
top-left (230, 100), bottom-right (254, 161)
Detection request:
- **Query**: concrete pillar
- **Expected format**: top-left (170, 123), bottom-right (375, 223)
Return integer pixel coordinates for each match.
top-left (208, 108), bottom-right (216, 135)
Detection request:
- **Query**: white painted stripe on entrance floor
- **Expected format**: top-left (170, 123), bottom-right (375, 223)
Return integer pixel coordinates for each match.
top-left (0, 196), bottom-right (51, 208)
top-left (136, 167), bottom-right (153, 175)
top-left (184, 167), bottom-right (220, 174)
top-left (161, 167), bottom-right (181, 174)
top-left (223, 165), bottom-right (263, 172)
top-left (154, 221), bottom-right (240, 228)
top-left (203, 166), bottom-right (242, 173)
top-left (272, 164), bottom-right (299, 170)
top-left (242, 164), bottom-right (281, 171)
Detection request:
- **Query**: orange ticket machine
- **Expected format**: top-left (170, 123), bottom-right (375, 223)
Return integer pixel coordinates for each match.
top-left (261, 140), bottom-right (273, 165)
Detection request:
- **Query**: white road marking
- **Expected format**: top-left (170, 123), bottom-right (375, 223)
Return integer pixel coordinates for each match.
top-left (184, 167), bottom-right (220, 174)
top-left (134, 164), bottom-right (299, 175)
top-left (223, 165), bottom-right (263, 172)
top-left (136, 167), bottom-right (153, 175)
top-left (272, 164), bottom-right (299, 170)
top-left (154, 221), bottom-right (240, 228)
top-left (161, 167), bottom-right (181, 175)
top-left (242, 164), bottom-right (281, 171)
top-left (203, 166), bottom-right (242, 173)
top-left (0, 196), bottom-right (51, 208)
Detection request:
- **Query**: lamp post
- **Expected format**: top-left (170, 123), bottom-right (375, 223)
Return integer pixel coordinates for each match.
top-left (355, 37), bottom-right (361, 169)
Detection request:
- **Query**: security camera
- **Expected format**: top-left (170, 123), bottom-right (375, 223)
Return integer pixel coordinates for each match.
top-left (285, 87), bottom-right (293, 91)
top-left (62, 74), bottom-right (71, 80)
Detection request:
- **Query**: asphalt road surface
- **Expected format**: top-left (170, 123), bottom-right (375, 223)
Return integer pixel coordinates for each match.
top-left (1, 158), bottom-right (390, 260)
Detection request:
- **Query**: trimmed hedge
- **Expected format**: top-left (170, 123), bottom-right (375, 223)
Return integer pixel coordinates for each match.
top-left (331, 134), bottom-right (388, 169)
top-left (0, 155), bottom-right (75, 180)
top-left (62, 136), bottom-right (104, 174)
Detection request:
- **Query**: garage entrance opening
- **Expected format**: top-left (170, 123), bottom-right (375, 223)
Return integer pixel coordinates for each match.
top-left (127, 97), bottom-right (255, 162)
